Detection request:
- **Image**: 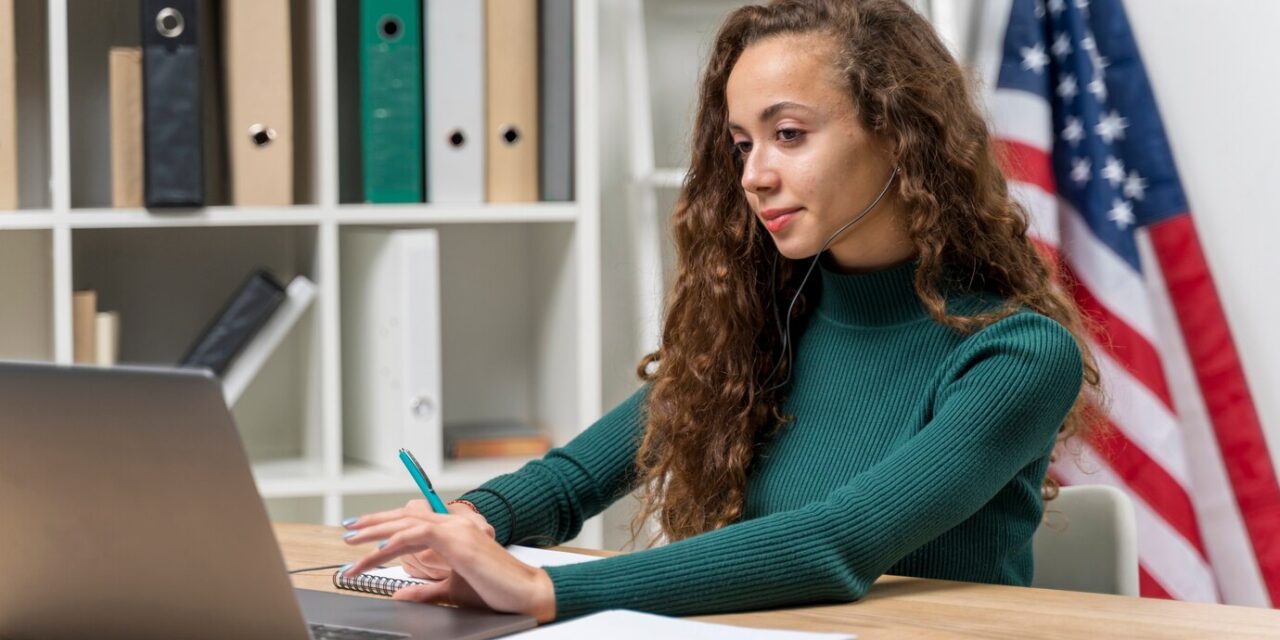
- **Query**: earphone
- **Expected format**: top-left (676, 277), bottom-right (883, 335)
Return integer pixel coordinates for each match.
top-left (761, 165), bottom-right (901, 393)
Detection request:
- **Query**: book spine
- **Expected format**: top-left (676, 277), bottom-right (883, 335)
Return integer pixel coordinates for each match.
top-left (485, 0), bottom-right (539, 202)
top-left (95, 310), bottom-right (120, 366)
top-left (178, 269), bottom-right (287, 375)
top-left (109, 47), bottom-right (144, 208)
top-left (72, 290), bottom-right (98, 364)
top-left (141, 0), bottom-right (206, 207)
top-left (0, 0), bottom-right (17, 209)
top-left (360, 0), bottom-right (423, 203)
top-left (450, 437), bottom-right (551, 459)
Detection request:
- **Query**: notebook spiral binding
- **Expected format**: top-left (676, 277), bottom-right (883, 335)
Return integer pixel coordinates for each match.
top-left (332, 570), bottom-right (419, 597)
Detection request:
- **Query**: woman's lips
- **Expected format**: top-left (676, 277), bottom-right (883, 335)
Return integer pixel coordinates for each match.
top-left (764, 208), bottom-right (802, 233)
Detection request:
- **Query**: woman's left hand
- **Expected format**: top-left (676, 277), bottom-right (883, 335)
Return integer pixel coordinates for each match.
top-left (341, 507), bottom-right (557, 623)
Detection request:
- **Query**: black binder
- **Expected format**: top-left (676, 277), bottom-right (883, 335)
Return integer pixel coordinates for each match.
top-left (179, 269), bottom-right (286, 376)
top-left (141, 0), bottom-right (205, 207)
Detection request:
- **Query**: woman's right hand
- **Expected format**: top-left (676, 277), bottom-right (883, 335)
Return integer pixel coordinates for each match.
top-left (379, 500), bottom-right (495, 580)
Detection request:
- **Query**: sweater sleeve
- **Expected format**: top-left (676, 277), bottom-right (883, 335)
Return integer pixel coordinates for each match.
top-left (543, 313), bottom-right (1084, 618)
top-left (458, 385), bottom-right (649, 546)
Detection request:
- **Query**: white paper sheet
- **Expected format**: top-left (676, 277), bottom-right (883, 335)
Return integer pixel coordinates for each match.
top-left (509, 610), bottom-right (857, 639)
top-left (357, 545), bottom-right (599, 584)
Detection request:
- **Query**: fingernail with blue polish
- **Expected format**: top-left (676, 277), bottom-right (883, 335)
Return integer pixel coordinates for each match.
top-left (343, 531), bottom-right (358, 541)
top-left (377, 540), bottom-right (389, 550)
top-left (339, 563), bottom-right (352, 576)
top-left (341, 517), bottom-right (358, 527)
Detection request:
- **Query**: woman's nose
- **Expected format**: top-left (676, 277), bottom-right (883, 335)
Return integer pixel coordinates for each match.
top-left (740, 149), bottom-right (779, 194)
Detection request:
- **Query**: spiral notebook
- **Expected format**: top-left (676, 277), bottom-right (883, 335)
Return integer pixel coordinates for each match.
top-left (333, 545), bottom-right (598, 597)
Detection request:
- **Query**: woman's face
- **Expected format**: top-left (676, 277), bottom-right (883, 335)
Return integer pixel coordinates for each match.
top-left (726, 33), bottom-right (909, 269)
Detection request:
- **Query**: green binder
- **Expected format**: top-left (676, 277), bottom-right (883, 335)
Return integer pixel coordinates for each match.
top-left (360, 0), bottom-right (423, 203)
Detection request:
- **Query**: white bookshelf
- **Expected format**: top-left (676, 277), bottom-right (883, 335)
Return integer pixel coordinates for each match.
top-left (0, 0), bottom-right (603, 545)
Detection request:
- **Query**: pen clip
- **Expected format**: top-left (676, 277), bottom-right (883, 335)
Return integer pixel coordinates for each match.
top-left (399, 447), bottom-right (434, 491)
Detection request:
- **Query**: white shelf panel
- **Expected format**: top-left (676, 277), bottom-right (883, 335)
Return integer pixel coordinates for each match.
top-left (333, 464), bottom-right (412, 495)
top-left (66, 206), bottom-right (330, 228)
top-left (15, 203), bottom-right (584, 229)
top-left (255, 456), bottom-right (537, 499)
top-left (642, 167), bottom-right (689, 189)
top-left (340, 457), bottom-right (536, 495)
top-left (253, 458), bottom-right (328, 498)
top-left (0, 213), bottom-right (58, 230)
top-left (439, 457), bottom-right (538, 491)
top-left (332, 202), bottom-right (579, 226)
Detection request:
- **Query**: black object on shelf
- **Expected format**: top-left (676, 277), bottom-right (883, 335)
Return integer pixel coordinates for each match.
top-left (179, 269), bottom-right (286, 376)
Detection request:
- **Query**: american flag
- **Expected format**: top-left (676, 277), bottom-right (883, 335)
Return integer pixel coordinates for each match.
top-left (973, 0), bottom-right (1280, 605)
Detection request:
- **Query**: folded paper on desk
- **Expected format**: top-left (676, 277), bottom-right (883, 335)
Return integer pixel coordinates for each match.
top-left (333, 545), bottom-right (597, 597)
top-left (509, 610), bottom-right (857, 639)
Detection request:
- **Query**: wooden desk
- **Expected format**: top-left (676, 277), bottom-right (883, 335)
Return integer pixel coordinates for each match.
top-left (277, 523), bottom-right (1280, 639)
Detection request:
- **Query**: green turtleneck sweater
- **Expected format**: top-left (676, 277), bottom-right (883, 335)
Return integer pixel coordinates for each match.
top-left (460, 259), bottom-right (1084, 619)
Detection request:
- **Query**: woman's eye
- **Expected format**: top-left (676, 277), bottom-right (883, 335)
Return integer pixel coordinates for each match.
top-left (732, 129), bottom-right (801, 157)
top-left (778, 128), bottom-right (803, 143)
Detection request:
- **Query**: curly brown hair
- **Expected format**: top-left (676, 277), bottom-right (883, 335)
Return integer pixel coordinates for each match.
top-left (629, 0), bottom-right (1105, 545)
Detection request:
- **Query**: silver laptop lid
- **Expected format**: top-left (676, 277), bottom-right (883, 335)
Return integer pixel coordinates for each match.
top-left (0, 361), bottom-right (310, 640)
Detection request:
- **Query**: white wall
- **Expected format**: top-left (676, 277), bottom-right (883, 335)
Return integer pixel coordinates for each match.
top-left (1123, 0), bottom-right (1280, 475)
top-left (597, 0), bottom-right (1280, 547)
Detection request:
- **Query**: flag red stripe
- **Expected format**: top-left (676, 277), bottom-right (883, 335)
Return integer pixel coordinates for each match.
top-left (1140, 564), bottom-right (1175, 600)
top-left (1089, 421), bottom-right (1208, 558)
top-left (1060, 263), bottom-right (1177, 410)
top-left (1029, 237), bottom-right (1177, 411)
top-left (1038, 243), bottom-right (1197, 556)
top-left (1146, 215), bottom-right (1280, 605)
top-left (995, 138), bottom-right (1056, 195)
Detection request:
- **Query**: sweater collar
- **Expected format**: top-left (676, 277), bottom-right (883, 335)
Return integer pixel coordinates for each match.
top-left (814, 255), bottom-right (929, 327)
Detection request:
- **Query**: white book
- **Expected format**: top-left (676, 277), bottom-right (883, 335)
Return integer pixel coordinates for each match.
top-left (340, 229), bottom-right (443, 474)
top-left (222, 275), bottom-right (317, 405)
top-left (94, 310), bottom-right (120, 366)
top-left (426, 1), bottom-right (485, 203)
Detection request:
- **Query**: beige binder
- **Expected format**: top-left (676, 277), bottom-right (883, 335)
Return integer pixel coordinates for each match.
top-left (222, 0), bottom-right (293, 205)
top-left (109, 47), bottom-right (144, 208)
top-left (485, 0), bottom-right (540, 202)
top-left (0, 0), bottom-right (17, 210)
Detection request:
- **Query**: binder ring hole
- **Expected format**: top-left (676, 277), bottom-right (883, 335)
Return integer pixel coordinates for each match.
top-left (448, 129), bottom-right (466, 148)
top-left (249, 124), bottom-right (276, 147)
top-left (378, 15), bottom-right (403, 41)
top-left (156, 8), bottom-right (185, 38)
top-left (501, 125), bottom-right (521, 146)
top-left (410, 396), bottom-right (435, 419)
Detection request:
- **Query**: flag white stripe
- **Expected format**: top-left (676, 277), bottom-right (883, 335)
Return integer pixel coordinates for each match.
top-left (1089, 340), bottom-right (1194, 491)
top-left (1135, 230), bottom-right (1272, 607)
top-left (1009, 178), bottom-right (1161, 342)
top-left (1054, 450), bottom-right (1219, 603)
top-left (1008, 180), bottom-right (1060, 247)
top-left (992, 89), bottom-right (1054, 151)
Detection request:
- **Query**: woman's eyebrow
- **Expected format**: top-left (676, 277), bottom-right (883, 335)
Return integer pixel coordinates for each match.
top-left (727, 101), bottom-right (814, 132)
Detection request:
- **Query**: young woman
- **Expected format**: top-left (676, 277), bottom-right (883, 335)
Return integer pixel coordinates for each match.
top-left (339, 0), bottom-right (1101, 624)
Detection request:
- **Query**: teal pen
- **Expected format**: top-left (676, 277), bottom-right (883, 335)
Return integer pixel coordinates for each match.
top-left (399, 448), bottom-right (450, 514)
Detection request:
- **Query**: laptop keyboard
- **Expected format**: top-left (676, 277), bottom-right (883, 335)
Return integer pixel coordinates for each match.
top-left (308, 623), bottom-right (410, 640)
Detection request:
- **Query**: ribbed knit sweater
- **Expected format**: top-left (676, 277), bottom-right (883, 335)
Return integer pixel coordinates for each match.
top-left (460, 258), bottom-right (1084, 620)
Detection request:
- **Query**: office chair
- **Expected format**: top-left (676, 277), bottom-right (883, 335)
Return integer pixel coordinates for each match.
top-left (1032, 484), bottom-right (1140, 597)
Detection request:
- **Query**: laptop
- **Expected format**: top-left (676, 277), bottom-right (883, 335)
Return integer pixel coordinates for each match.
top-left (0, 360), bottom-right (537, 640)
